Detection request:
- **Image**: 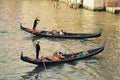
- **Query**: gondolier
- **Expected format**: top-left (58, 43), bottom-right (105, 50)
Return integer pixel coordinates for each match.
top-left (35, 41), bottom-right (40, 59)
top-left (33, 18), bottom-right (40, 30)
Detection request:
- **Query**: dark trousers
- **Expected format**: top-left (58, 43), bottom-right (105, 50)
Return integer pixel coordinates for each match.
top-left (36, 50), bottom-right (39, 59)
top-left (33, 25), bottom-right (36, 30)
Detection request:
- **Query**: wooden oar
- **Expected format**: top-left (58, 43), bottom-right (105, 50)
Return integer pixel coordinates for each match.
top-left (42, 59), bottom-right (47, 72)
top-left (41, 55), bottom-right (47, 72)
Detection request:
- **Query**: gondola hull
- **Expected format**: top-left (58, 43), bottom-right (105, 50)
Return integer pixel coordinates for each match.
top-left (21, 46), bottom-right (104, 66)
top-left (20, 25), bottom-right (102, 39)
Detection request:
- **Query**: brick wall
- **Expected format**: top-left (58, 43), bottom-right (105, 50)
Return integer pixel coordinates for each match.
top-left (105, 0), bottom-right (120, 7)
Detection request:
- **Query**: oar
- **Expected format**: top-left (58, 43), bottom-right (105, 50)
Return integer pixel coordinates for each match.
top-left (42, 59), bottom-right (47, 72)
top-left (41, 55), bottom-right (47, 72)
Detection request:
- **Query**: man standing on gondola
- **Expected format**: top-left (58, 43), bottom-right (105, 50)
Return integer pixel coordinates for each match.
top-left (35, 41), bottom-right (40, 59)
top-left (32, 17), bottom-right (40, 30)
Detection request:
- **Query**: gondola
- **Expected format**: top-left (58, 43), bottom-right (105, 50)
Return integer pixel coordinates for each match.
top-left (20, 24), bottom-right (102, 39)
top-left (21, 45), bottom-right (104, 66)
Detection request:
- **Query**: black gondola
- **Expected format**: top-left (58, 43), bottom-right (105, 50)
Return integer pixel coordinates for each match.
top-left (21, 45), bottom-right (104, 66)
top-left (20, 24), bottom-right (102, 39)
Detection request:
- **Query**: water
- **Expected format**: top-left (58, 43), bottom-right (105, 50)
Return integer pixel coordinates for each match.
top-left (0, 0), bottom-right (120, 80)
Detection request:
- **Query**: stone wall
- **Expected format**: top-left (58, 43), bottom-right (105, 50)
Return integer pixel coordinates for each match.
top-left (105, 0), bottom-right (120, 7)
top-left (59, 0), bottom-right (82, 8)
top-left (59, 0), bottom-right (82, 4)
top-left (59, 0), bottom-right (68, 3)
top-left (83, 0), bottom-right (105, 11)
top-left (105, 0), bottom-right (120, 14)
top-left (59, 0), bottom-right (120, 14)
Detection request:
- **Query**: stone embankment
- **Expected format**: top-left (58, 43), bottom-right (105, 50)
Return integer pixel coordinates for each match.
top-left (59, 0), bottom-right (120, 14)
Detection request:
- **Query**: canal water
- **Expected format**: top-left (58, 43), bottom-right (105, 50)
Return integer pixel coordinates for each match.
top-left (0, 0), bottom-right (120, 80)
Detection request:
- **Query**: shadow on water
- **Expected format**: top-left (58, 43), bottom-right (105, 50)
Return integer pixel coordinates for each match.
top-left (0, 30), bottom-right (7, 34)
top-left (31, 35), bottom-right (99, 44)
top-left (84, 57), bottom-right (101, 62)
top-left (21, 63), bottom-right (65, 80)
top-left (31, 35), bottom-right (67, 42)
top-left (20, 49), bottom-right (102, 79)
top-left (67, 57), bottom-right (102, 65)
top-left (21, 66), bottom-right (44, 80)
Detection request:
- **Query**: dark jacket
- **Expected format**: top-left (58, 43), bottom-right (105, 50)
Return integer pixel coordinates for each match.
top-left (36, 43), bottom-right (40, 51)
top-left (33, 19), bottom-right (39, 27)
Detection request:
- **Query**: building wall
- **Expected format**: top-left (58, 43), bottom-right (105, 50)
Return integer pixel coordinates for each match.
top-left (59, 0), bottom-right (68, 3)
top-left (69, 0), bottom-right (82, 4)
top-left (105, 0), bottom-right (120, 7)
top-left (59, 0), bottom-right (82, 4)
top-left (83, 0), bottom-right (94, 8)
top-left (83, 0), bottom-right (104, 10)
top-left (94, 0), bottom-right (104, 8)
top-left (105, 0), bottom-right (120, 14)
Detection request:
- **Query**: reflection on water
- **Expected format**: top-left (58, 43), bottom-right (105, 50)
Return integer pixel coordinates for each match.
top-left (21, 66), bottom-right (43, 80)
top-left (21, 59), bottom-right (104, 80)
top-left (0, 0), bottom-right (120, 80)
